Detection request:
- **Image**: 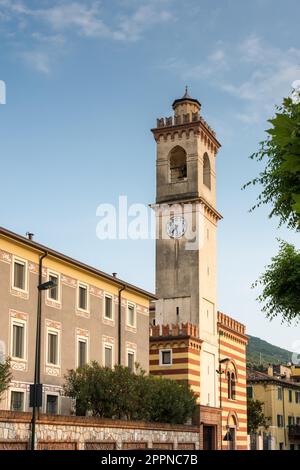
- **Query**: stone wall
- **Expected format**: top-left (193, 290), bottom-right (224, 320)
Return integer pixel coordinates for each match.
top-left (0, 411), bottom-right (199, 450)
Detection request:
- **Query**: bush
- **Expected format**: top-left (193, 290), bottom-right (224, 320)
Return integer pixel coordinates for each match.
top-left (64, 362), bottom-right (196, 424)
top-left (0, 358), bottom-right (11, 399)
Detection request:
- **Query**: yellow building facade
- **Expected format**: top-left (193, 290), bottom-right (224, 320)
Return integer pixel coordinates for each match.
top-left (247, 366), bottom-right (300, 450)
top-left (0, 226), bottom-right (155, 415)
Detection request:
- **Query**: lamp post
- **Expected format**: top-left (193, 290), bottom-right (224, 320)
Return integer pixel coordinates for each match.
top-left (30, 257), bottom-right (56, 451)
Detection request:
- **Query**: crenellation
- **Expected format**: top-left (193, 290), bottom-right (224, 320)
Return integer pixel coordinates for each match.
top-left (149, 322), bottom-right (200, 339)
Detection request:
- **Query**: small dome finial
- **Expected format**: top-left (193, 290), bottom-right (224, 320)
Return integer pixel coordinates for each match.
top-left (183, 85), bottom-right (189, 98)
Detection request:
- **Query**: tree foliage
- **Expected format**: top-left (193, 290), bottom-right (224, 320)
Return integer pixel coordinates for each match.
top-left (0, 358), bottom-right (11, 399)
top-left (244, 91), bottom-right (300, 323)
top-left (63, 362), bottom-right (196, 424)
top-left (244, 96), bottom-right (300, 230)
top-left (247, 398), bottom-right (269, 434)
top-left (253, 240), bottom-right (300, 323)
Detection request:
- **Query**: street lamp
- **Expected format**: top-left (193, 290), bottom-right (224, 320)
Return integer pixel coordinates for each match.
top-left (216, 357), bottom-right (230, 450)
top-left (30, 269), bottom-right (56, 451)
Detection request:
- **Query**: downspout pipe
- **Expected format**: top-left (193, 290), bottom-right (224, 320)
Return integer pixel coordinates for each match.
top-left (118, 284), bottom-right (125, 366)
top-left (283, 385), bottom-right (287, 448)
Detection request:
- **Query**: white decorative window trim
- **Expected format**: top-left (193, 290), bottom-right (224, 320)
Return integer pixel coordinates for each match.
top-left (76, 330), bottom-right (89, 368)
top-left (9, 388), bottom-right (26, 412)
top-left (126, 341), bottom-right (137, 351)
top-left (102, 341), bottom-right (115, 369)
top-left (126, 347), bottom-right (136, 372)
top-left (126, 301), bottom-right (137, 329)
top-left (44, 391), bottom-right (61, 415)
top-left (46, 269), bottom-right (61, 306)
top-left (159, 348), bottom-right (173, 366)
top-left (90, 286), bottom-right (103, 298)
top-left (0, 249), bottom-right (12, 264)
top-left (76, 281), bottom-right (90, 315)
top-left (10, 313), bottom-right (27, 364)
top-left (61, 274), bottom-right (77, 288)
top-left (103, 292), bottom-right (115, 324)
top-left (45, 322), bottom-right (61, 370)
top-left (11, 256), bottom-right (29, 296)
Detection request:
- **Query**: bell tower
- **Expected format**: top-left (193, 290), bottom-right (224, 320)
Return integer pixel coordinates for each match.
top-left (152, 88), bottom-right (222, 408)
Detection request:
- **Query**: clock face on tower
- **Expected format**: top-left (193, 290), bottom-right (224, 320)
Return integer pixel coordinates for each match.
top-left (166, 216), bottom-right (187, 239)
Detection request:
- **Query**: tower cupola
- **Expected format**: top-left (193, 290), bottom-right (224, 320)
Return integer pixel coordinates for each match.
top-left (172, 86), bottom-right (201, 122)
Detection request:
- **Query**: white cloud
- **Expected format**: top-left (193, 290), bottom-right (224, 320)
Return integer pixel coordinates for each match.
top-left (114, 4), bottom-right (174, 41)
top-left (37, 2), bottom-right (111, 38)
top-left (0, 0), bottom-right (175, 73)
top-left (220, 37), bottom-right (300, 122)
top-left (21, 50), bottom-right (51, 74)
top-left (166, 35), bottom-right (300, 125)
top-left (0, 0), bottom-right (174, 39)
top-left (209, 49), bottom-right (225, 62)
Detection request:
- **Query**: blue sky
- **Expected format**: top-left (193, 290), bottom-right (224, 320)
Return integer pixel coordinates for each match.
top-left (0, 0), bottom-right (299, 351)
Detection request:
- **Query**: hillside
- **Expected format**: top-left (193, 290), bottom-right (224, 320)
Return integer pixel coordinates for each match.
top-left (247, 335), bottom-right (293, 366)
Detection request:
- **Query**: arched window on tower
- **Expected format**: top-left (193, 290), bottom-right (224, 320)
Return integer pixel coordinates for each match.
top-left (203, 152), bottom-right (211, 189)
top-left (169, 146), bottom-right (187, 183)
top-left (231, 372), bottom-right (236, 400)
top-left (227, 369), bottom-right (236, 400)
top-left (227, 371), bottom-right (231, 399)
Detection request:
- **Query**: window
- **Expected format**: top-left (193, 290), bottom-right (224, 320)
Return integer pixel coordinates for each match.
top-left (169, 146), bottom-right (187, 183)
top-left (227, 372), bottom-right (231, 398)
top-left (104, 345), bottom-right (113, 368)
top-left (10, 391), bottom-right (24, 411)
top-left (296, 417), bottom-right (300, 425)
top-left (47, 272), bottom-right (59, 302)
top-left (47, 331), bottom-right (58, 365)
top-left (277, 415), bottom-right (284, 428)
top-left (277, 387), bottom-right (283, 400)
top-left (127, 303), bottom-right (136, 328)
top-left (46, 395), bottom-right (58, 415)
top-left (127, 351), bottom-right (135, 373)
top-left (203, 152), bottom-right (211, 189)
top-left (247, 386), bottom-right (253, 399)
top-left (12, 258), bottom-right (27, 291)
top-left (104, 294), bottom-right (113, 320)
top-left (231, 374), bottom-right (236, 400)
top-left (289, 390), bottom-right (293, 403)
top-left (78, 283), bottom-right (88, 311)
top-left (227, 371), bottom-right (236, 400)
top-left (288, 416), bottom-right (295, 426)
top-left (78, 339), bottom-right (87, 368)
top-left (160, 349), bottom-right (172, 366)
top-left (296, 391), bottom-right (300, 404)
top-left (12, 322), bottom-right (25, 359)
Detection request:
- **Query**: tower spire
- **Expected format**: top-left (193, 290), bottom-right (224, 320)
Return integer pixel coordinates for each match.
top-left (183, 85), bottom-right (190, 98)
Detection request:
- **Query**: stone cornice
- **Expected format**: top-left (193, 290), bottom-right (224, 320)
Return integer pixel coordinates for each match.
top-left (152, 197), bottom-right (223, 222)
top-left (151, 120), bottom-right (221, 154)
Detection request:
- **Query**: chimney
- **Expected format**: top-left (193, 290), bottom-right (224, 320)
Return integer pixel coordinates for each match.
top-left (112, 272), bottom-right (117, 278)
top-left (26, 232), bottom-right (34, 241)
top-left (267, 365), bottom-right (273, 377)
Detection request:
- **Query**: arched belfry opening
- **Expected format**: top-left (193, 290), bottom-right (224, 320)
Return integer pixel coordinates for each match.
top-left (203, 152), bottom-right (211, 189)
top-left (169, 146), bottom-right (187, 183)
